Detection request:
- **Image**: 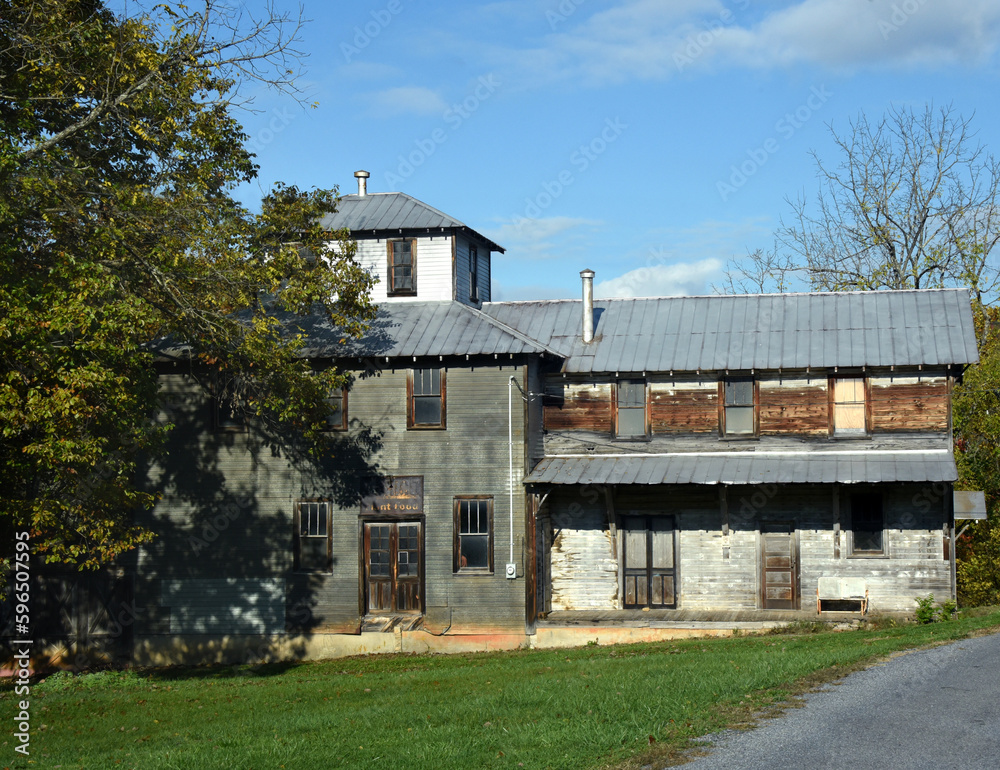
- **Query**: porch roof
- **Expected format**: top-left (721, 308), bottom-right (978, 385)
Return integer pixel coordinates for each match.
top-left (524, 450), bottom-right (957, 486)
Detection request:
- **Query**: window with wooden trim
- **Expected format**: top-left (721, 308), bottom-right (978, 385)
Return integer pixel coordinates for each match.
top-left (615, 379), bottom-right (648, 439)
top-left (408, 368), bottom-right (446, 429)
top-left (454, 496), bottom-right (493, 572)
top-left (387, 239), bottom-right (416, 295)
top-left (831, 377), bottom-right (867, 436)
top-left (213, 377), bottom-right (245, 432)
top-left (849, 493), bottom-right (884, 556)
top-left (323, 387), bottom-right (348, 431)
top-left (469, 244), bottom-right (479, 302)
top-left (294, 500), bottom-right (332, 572)
top-left (722, 377), bottom-right (756, 436)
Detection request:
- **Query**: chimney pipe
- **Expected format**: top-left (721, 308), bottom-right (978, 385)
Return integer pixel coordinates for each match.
top-left (354, 169), bottom-right (370, 196)
top-left (581, 269), bottom-right (595, 343)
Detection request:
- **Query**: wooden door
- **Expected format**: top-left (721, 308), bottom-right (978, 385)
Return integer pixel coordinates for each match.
top-left (622, 516), bottom-right (676, 609)
top-left (761, 522), bottom-right (797, 609)
top-left (364, 522), bottom-right (422, 614)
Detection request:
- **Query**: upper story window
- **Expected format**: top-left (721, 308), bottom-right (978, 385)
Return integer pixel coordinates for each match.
top-left (213, 376), bottom-right (245, 433)
top-left (722, 377), bottom-right (756, 436)
top-left (387, 239), bottom-right (416, 295)
top-left (323, 387), bottom-right (348, 431)
top-left (408, 368), bottom-right (446, 429)
top-left (831, 377), bottom-right (867, 436)
top-left (615, 379), bottom-right (647, 439)
top-left (469, 244), bottom-right (479, 302)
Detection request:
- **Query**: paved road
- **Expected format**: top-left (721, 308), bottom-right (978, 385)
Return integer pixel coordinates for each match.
top-left (683, 631), bottom-right (1000, 769)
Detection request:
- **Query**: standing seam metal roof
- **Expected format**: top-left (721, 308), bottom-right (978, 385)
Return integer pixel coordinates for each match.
top-left (482, 289), bottom-right (978, 373)
top-left (319, 192), bottom-right (504, 253)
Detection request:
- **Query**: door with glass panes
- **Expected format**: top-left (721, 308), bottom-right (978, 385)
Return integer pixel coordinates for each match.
top-left (621, 516), bottom-right (677, 609)
top-left (363, 521), bottom-right (422, 614)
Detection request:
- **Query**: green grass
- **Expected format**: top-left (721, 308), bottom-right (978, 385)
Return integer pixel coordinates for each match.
top-left (3, 611), bottom-right (999, 770)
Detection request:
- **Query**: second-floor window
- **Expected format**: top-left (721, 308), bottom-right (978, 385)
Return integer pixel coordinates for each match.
top-left (387, 239), bottom-right (416, 295)
top-left (615, 379), bottom-right (647, 438)
top-left (831, 377), bottom-right (867, 436)
top-left (722, 377), bottom-right (756, 436)
top-left (323, 387), bottom-right (347, 431)
top-left (469, 244), bottom-right (479, 302)
top-left (408, 368), bottom-right (445, 429)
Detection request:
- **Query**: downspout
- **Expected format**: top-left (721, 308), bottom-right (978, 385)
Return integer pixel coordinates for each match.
top-left (507, 375), bottom-right (516, 578)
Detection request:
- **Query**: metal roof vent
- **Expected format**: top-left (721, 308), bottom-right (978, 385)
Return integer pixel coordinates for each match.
top-left (581, 268), bottom-right (595, 343)
top-left (354, 169), bottom-right (370, 196)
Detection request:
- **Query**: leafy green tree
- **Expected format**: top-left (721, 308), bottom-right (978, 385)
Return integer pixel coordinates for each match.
top-left (0, 0), bottom-right (375, 576)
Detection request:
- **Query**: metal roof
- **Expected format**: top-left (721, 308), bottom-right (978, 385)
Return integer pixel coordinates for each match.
top-left (320, 193), bottom-right (504, 253)
top-left (295, 301), bottom-right (554, 359)
top-left (482, 289), bottom-right (978, 373)
top-left (525, 451), bottom-right (958, 486)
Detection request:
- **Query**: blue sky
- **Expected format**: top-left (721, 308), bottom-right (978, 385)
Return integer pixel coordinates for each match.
top-left (232, 0), bottom-right (1000, 301)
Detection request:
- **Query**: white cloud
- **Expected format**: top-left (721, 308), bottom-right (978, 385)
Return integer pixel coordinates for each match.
top-left (365, 86), bottom-right (447, 116)
top-left (595, 258), bottom-right (723, 298)
top-left (480, 0), bottom-right (1000, 87)
top-left (484, 216), bottom-right (602, 260)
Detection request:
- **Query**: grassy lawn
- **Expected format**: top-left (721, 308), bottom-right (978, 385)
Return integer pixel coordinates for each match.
top-left (3, 611), bottom-right (999, 769)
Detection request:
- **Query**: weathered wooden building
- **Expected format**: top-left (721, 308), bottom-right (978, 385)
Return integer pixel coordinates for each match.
top-left (483, 278), bottom-right (980, 641)
top-left (11, 174), bottom-right (982, 666)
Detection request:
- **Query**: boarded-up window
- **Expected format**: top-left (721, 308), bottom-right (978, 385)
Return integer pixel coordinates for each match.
top-left (387, 239), bottom-right (416, 295)
top-left (454, 497), bottom-right (493, 572)
top-left (408, 368), bottom-right (445, 429)
top-left (833, 377), bottom-right (867, 435)
top-left (616, 379), bottom-right (647, 438)
top-left (723, 378), bottom-right (755, 436)
top-left (295, 500), bottom-right (332, 572)
top-left (850, 493), bottom-right (884, 555)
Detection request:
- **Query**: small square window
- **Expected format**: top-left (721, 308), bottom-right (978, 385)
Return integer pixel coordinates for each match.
top-left (454, 497), bottom-right (493, 572)
top-left (295, 500), bottom-right (332, 572)
top-left (387, 239), bottom-right (416, 295)
top-left (723, 377), bottom-right (756, 436)
top-left (408, 368), bottom-right (445, 429)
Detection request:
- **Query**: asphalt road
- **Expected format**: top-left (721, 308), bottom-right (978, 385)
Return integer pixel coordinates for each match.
top-left (682, 630), bottom-right (1000, 769)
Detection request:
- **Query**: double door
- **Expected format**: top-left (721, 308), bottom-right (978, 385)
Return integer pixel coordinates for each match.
top-left (364, 521), bottom-right (422, 614)
top-left (621, 516), bottom-right (676, 609)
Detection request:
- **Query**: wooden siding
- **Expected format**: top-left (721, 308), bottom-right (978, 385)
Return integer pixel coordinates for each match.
top-left (649, 377), bottom-right (717, 433)
top-left (546, 494), bottom-right (618, 611)
top-left (759, 376), bottom-right (828, 435)
top-left (543, 380), bottom-right (613, 433)
top-left (352, 234), bottom-right (455, 302)
top-left (869, 375), bottom-right (949, 433)
top-left (141, 362), bottom-right (530, 645)
top-left (454, 234), bottom-right (491, 305)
